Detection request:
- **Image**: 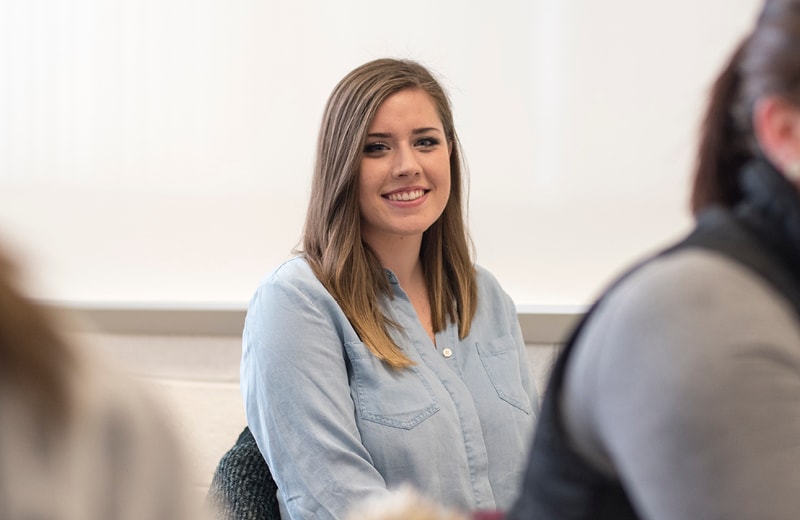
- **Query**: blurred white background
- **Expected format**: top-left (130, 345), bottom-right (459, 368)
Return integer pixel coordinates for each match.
top-left (0, 0), bottom-right (762, 309)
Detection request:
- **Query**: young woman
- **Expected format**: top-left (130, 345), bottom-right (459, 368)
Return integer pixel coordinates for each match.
top-left (508, 1), bottom-right (800, 519)
top-left (241, 59), bottom-right (538, 519)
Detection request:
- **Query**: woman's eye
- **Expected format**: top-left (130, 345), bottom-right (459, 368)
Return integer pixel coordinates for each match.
top-left (364, 142), bottom-right (388, 154)
top-left (415, 137), bottom-right (440, 148)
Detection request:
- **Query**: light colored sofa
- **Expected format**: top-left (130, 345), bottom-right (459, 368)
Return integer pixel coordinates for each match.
top-left (71, 308), bottom-right (570, 509)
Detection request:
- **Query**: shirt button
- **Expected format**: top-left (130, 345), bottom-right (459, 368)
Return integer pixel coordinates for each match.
top-left (442, 348), bottom-right (453, 358)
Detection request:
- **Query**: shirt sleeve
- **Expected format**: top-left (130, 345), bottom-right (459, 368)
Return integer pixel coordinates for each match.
top-left (240, 271), bottom-right (389, 520)
top-left (564, 251), bottom-right (800, 520)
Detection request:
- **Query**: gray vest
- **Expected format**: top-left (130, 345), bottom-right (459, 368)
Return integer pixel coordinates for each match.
top-left (507, 205), bottom-right (800, 519)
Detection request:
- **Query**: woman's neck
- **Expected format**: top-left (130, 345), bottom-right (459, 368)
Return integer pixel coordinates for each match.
top-left (365, 233), bottom-right (435, 345)
top-left (366, 234), bottom-right (424, 288)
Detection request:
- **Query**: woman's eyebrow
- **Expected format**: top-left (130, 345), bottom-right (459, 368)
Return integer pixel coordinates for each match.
top-left (366, 127), bottom-right (442, 139)
top-left (412, 127), bottom-right (443, 135)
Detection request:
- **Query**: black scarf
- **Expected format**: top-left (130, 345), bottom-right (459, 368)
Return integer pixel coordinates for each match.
top-left (735, 158), bottom-right (800, 274)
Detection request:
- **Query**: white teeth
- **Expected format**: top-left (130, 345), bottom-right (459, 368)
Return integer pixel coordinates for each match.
top-left (387, 189), bottom-right (425, 202)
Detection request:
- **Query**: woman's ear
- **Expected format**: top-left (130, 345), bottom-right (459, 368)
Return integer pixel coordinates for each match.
top-left (753, 95), bottom-right (800, 178)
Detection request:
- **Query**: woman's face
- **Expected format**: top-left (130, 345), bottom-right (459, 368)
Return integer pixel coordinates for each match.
top-left (754, 94), bottom-right (800, 188)
top-left (357, 88), bottom-right (451, 250)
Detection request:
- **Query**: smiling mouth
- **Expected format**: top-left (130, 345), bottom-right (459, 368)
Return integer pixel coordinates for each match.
top-left (385, 189), bottom-right (427, 202)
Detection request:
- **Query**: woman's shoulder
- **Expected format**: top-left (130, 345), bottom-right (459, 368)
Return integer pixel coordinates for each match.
top-left (470, 264), bottom-right (520, 327)
top-left (598, 247), bottom-right (797, 328)
top-left (252, 256), bottom-right (325, 297)
top-left (564, 247), bottom-right (800, 474)
top-left (573, 247), bottom-right (800, 386)
top-left (263, 255), bottom-right (314, 284)
top-left (473, 263), bottom-right (506, 293)
top-left (247, 255), bottom-right (348, 328)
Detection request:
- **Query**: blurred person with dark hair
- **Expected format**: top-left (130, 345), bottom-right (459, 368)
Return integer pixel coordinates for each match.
top-left (508, 1), bottom-right (800, 519)
top-left (0, 244), bottom-right (200, 519)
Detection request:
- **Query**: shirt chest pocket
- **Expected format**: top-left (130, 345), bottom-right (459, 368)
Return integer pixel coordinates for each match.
top-left (345, 341), bottom-right (440, 430)
top-left (477, 334), bottom-right (533, 415)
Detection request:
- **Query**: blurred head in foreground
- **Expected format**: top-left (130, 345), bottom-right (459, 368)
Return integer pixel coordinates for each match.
top-left (692, 0), bottom-right (800, 211)
top-left (346, 486), bottom-right (469, 520)
top-left (0, 242), bottom-right (200, 519)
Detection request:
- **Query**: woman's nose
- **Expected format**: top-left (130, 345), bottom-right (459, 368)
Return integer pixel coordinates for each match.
top-left (391, 146), bottom-right (421, 178)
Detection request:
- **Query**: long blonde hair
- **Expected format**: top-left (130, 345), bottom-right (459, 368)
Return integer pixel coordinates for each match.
top-left (301, 58), bottom-right (477, 368)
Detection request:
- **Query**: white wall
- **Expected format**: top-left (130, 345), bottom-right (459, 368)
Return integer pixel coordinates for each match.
top-left (0, 0), bottom-right (762, 309)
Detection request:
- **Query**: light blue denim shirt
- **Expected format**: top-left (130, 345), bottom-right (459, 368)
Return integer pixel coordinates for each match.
top-left (241, 257), bottom-right (538, 519)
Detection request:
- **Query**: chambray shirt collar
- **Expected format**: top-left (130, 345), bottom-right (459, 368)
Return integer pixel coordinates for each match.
top-left (384, 269), bottom-right (400, 285)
